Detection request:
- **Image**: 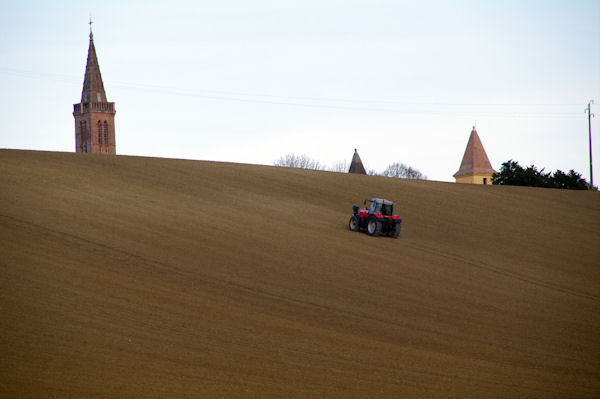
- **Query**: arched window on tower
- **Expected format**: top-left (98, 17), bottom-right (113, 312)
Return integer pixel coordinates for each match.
top-left (104, 121), bottom-right (109, 145)
top-left (82, 121), bottom-right (88, 152)
top-left (79, 121), bottom-right (83, 151)
top-left (98, 121), bottom-right (102, 146)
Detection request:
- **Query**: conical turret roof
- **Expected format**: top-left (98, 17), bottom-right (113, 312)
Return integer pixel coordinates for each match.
top-left (348, 149), bottom-right (367, 174)
top-left (81, 28), bottom-right (107, 103)
top-left (454, 127), bottom-right (497, 177)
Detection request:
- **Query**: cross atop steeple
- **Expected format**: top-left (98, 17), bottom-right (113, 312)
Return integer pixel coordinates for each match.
top-left (88, 15), bottom-right (93, 39)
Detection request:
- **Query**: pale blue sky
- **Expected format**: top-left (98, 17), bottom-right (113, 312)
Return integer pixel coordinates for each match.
top-left (1, 0), bottom-right (599, 182)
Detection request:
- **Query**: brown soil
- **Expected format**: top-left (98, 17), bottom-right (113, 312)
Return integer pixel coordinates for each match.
top-left (1, 149), bottom-right (599, 398)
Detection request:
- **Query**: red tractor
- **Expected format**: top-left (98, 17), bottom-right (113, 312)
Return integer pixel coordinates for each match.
top-left (348, 198), bottom-right (402, 238)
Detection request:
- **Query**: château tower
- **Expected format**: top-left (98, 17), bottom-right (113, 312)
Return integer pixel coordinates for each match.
top-left (73, 22), bottom-right (116, 154)
top-left (453, 126), bottom-right (497, 184)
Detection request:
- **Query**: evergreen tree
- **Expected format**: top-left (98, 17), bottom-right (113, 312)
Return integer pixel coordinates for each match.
top-left (492, 160), bottom-right (591, 190)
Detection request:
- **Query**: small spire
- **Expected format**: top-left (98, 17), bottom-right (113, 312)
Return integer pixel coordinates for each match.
top-left (89, 15), bottom-right (93, 40)
top-left (349, 149), bottom-right (367, 174)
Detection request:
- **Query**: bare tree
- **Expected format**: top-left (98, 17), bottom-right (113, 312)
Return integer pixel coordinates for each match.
top-left (381, 162), bottom-right (427, 180)
top-left (273, 155), bottom-right (426, 179)
top-left (328, 160), bottom-right (348, 173)
top-left (273, 153), bottom-right (324, 170)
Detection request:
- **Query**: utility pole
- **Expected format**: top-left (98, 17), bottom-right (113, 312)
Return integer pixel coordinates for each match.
top-left (585, 101), bottom-right (595, 189)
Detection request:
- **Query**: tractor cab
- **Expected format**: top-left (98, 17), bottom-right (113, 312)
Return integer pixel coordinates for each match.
top-left (367, 198), bottom-right (394, 216)
top-left (368, 200), bottom-right (379, 214)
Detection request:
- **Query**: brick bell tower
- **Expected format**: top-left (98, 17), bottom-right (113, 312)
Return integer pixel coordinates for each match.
top-left (73, 20), bottom-right (116, 154)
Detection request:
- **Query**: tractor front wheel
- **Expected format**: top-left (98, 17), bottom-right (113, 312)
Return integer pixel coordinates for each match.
top-left (366, 216), bottom-right (382, 236)
top-left (348, 215), bottom-right (360, 232)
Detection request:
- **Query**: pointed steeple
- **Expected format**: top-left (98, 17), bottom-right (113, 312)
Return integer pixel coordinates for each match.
top-left (73, 21), bottom-right (116, 154)
top-left (81, 19), bottom-right (107, 104)
top-left (454, 127), bottom-right (497, 183)
top-left (348, 149), bottom-right (367, 174)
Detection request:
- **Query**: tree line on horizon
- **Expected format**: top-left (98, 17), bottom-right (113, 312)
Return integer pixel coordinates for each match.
top-left (274, 154), bottom-right (596, 189)
top-left (273, 153), bottom-right (427, 180)
top-left (492, 160), bottom-right (595, 190)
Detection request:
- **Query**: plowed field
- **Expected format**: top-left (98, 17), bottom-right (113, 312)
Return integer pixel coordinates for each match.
top-left (1, 149), bottom-right (599, 398)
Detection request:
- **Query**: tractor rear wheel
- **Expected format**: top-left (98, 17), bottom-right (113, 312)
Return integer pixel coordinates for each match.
top-left (348, 215), bottom-right (360, 232)
top-left (391, 223), bottom-right (401, 238)
top-left (367, 216), bottom-right (382, 236)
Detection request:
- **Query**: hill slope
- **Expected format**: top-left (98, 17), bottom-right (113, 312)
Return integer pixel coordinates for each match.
top-left (1, 149), bottom-right (599, 398)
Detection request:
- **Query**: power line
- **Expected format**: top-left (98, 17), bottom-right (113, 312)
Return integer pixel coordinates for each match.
top-left (0, 66), bottom-right (587, 118)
